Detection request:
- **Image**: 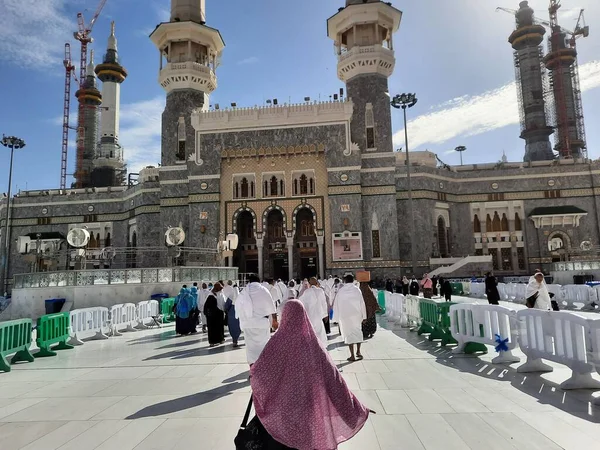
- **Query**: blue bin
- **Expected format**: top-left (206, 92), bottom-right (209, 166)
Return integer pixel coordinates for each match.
top-left (44, 298), bottom-right (66, 315)
top-left (151, 293), bottom-right (169, 300)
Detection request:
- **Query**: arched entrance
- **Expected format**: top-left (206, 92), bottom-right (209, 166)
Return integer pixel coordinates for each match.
top-left (264, 209), bottom-right (287, 280)
top-left (294, 208), bottom-right (318, 279)
top-left (234, 210), bottom-right (258, 275)
top-left (437, 216), bottom-right (448, 257)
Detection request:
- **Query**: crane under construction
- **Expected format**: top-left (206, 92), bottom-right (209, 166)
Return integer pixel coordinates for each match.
top-left (72, 0), bottom-right (108, 188)
top-left (497, 1), bottom-right (589, 161)
top-left (60, 44), bottom-right (77, 190)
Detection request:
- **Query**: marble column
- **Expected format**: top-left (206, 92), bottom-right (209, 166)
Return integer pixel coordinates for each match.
top-left (286, 237), bottom-right (294, 282)
top-left (257, 238), bottom-right (264, 280)
top-left (508, 220), bottom-right (519, 272)
top-left (317, 235), bottom-right (325, 280)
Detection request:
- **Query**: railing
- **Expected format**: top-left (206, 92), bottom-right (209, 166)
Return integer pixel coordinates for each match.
top-left (13, 266), bottom-right (238, 289)
top-left (339, 44), bottom-right (394, 63)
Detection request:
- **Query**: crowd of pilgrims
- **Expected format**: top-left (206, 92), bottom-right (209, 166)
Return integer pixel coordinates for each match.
top-left (171, 274), bottom-right (382, 449)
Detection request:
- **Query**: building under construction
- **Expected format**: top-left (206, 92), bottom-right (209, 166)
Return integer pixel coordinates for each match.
top-left (504, 1), bottom-right (589, 161)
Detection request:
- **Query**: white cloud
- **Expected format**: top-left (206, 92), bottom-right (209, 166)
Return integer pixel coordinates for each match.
top-left (238, 56), bottom-right (259, 66)
top-left (119, 97), bottom-right (165, 173)
top-left (393, 60), bottom-right (600, 150)
top-left (0, 0), bottom-right (73, 70)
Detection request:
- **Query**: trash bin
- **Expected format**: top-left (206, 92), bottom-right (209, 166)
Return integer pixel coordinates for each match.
top-left (44, 298), bottom-right (66, 315)
top-left (150, 293), bottom-right (169, 300)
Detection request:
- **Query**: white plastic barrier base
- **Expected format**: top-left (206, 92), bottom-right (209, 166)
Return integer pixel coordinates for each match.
top-left (516, 309), bottom-right (600, 390)
top-left (450, 304), bottom-right (520, 364)
top-left (69, 307), bottom-right (110, 345)
top-left (136, 300), bottom-right (160, 329)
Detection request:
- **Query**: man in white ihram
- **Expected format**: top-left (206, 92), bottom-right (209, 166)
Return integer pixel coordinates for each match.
top-left (299, 277), bottom-right (329, 346)
top-left (236, 275), bottom-right (277, 365)
top-left (334, 274), bottom-right (367, 362)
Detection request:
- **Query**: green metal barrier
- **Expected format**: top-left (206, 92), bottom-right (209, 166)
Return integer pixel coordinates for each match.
top-left (377, 291), bottom-right (386, 315)
top-left (35, 312), bottom-right (74, 358)
top-left (160, 298), bottom-right (176, 323)
top-left (0, 319), bottom-right (34, 372)
top-left (417, 299), bottom-right (457, 346)
top-left (450, 283), bottom-right (464, 296)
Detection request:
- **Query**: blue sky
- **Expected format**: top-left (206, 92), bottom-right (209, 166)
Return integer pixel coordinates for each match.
top-left (0, 0), bottom-right (599, 192)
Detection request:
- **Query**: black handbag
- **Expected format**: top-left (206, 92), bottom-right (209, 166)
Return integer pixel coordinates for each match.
top-left (234, 395), bottom-right (295, 450)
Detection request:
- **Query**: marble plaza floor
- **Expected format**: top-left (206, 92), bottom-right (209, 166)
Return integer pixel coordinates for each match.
top-left (1, 314), bottom-right (600, 450)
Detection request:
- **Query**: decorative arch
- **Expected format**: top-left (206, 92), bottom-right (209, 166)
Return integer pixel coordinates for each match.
top-left (547, 230), bottom-right (571, 252)
top-left (262, 204), bottom-right (287, 233)
top-left (292, 203), bottom-right (318, 233)
top-left (232, 206), bottom-right (258, 234)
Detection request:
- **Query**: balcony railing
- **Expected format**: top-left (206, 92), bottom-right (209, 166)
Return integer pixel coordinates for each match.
top-left (13, 266), bottom-right (239, 289)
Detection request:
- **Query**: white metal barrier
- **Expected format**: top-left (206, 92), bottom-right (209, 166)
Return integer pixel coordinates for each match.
top-left (470, 283), bottom-right (485, 298)
top-left (516, 309), bottom-right (600, 390)
top-left (110, 303), bottom-right (138, 336)
top-left (588, 319), bottom-right (600, 405)
top-left (69, 307), bottom-right (110, 345)
top-left (136, 300), bottom-right (160, 329)
top-left (450, 304), bottom-right (520, 364)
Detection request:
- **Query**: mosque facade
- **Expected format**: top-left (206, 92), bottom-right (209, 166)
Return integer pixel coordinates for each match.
top-left (2, 0), bottom-right (600, 292)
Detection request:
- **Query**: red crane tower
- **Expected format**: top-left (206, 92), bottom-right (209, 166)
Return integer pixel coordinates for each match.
top-left (61, 43), bottom-right (78, 190)
top-left (73, 0), bottom-right (108, 188)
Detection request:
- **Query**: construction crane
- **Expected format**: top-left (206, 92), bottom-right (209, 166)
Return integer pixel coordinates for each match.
top-left (61, 44), bottom-right (78, 190)
top-left (73, 0), bottom-right (108, 188)
top-left (496, 2), bottom-right (589, 159)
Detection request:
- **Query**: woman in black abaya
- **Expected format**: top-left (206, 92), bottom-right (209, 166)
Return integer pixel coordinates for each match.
top-left (203, 282), bottom-right (225, 347)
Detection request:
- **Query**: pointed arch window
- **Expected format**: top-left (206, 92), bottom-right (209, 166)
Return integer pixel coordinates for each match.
top-left (263, 180), bottom-right (268, 197)
top-left (294, 178), bottom-right (299, 196)
top-left (501, 213), bottom-right (509, 232)
top-left (270, 176), bottom-right (279, 197)
top-left (280, 179), bottom-right (285, 196)
top-left (486, 214), bottom-right (493, 231)
top-left (250, 181), bottom-right (255, 198)
top-left (473, 214), bottom-right (481, 233)
top-left (515, 213), bottom-right (522, 231)
top-left (309, 177), bottom-right (315, 194)
top-left (300, 174), bottom-right (308, 195)
top-left (365, 103), bottom-right (375, 149)
top-left (234, 182), bottom-right (240, 199)
top-left (240, 178), bottom-right (249, 198)
top-left (492, 212), bottom-right (501, 232)
top-left (176, 117), bottom-right (186, 160)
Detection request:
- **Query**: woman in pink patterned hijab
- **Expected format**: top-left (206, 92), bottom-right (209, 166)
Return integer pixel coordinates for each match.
top-left (250, 300), bottom-right (369, 449)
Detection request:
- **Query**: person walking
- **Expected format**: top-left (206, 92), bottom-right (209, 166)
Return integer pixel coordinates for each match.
top-left (223, 280), bottom-right (241, 347)
top-left (249, 300), bottom-right (370, 450)
top-left (439, 277), bottom-right (452, 302)
top-left (174, 286), bottom-right (196, 335)
top-left (333, 274), bottom-right (367, 362)
top-left (402, 276), bottom-right (410, 295)
top-left (203, 282), bottom-right (225, 347)
top-left (485, 272), bottom-right (501, 305)
top-left (236, 274), bottom-right (278, 365)
top-left (359, 282), bottom-right (380, 339)
top-left (298, 277), bottom-right (329, 346)
top-left (525, 271), bottom-right (552, 310)
top-left (421, 273), bottom-right (433, 299)
top-left (409, 276), bottom-right (419, 296)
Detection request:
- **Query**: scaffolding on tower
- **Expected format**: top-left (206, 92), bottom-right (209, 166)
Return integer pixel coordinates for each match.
top-left (73, 0), bottom-right (108, 188)
top-left (61, 44), bottom-right (78, 190)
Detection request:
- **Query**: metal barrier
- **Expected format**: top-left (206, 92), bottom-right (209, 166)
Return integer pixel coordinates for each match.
top-left (136, 300), bottom-right (160, 329)
top-left (0, 319), bottom-right (34, 372)
top-left (404, 295), bottom-right (421, 329)
top-left (69, 307), bottom-right (110, 345)
top-left (35, 312), bottom-right (74, 358)
top-left (160, 298), bottom-right (176, 323)
top-left (417, 299), bottom-right (457, 346)
top-left (516, 309), bottom-right (600, 390)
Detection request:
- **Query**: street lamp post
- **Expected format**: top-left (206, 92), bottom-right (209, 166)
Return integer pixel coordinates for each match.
top-left (455, 145), bottom-right (467, 166)
top-left (1, 135), bottom-right (26, 296)
top-left (390, 94), bottom-right (418, 275)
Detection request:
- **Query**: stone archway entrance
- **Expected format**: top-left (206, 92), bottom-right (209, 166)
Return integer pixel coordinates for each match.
top-left (264, 209), bottom-right (288, 280)
top-left (294, 208), bottom-right (318, 280)
top-left (234, 210), bottom-right (258, 275)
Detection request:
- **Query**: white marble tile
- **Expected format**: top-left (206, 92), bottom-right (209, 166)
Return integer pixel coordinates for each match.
top-left (434, 388), bottom-right (490, 413)
top-left (0, 398), bottom-right (47, 420)
top-left (95, 419), bottom-right (165, 450)
top-left (0, 421), bottom-right (66, 450)
top-left (338, 417), bottom-right (380, 450)
top-left (361, 360), bottom-right (391, 373)
top-left (3, 396), bottom-right (122, 422)
top-left (131, 418), bottom-right (202, 450)
top-left (463, 387), bottom-right (527, 413)
top-left (376, 389), bottom-right (419, 414)
top-left (406, 414), bottom-right (470, 450)
top-left (442, 413), bottom-right (517, 450)
top-left (405, 389), bottom-right (455, 414)
top-left (478, 412), bottom-right (563, 450)
top-left (356, 372), bottom-right (387, 390)
top-left (20, 421), bottom-right (98, 450)
top-left (23, 379), bottom-right (120, 398)
top-left (353, 390), bottom-right (384, 414)
top-left (57, 420), bottom-right (130, 450)
top-left (370, 414), bottom-right (424, 450)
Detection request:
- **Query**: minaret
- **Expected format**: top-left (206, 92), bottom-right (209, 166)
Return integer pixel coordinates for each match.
top-left (327, 1), bottom-right (403, 266)
top-left (75, 51), bottom-right (102, 188)
top-left (508, 1), bottom-right (554, 162)
top-left (94, 22), bottom-right (128, 187)
top-left (150, 0), bottom-right (224, 167)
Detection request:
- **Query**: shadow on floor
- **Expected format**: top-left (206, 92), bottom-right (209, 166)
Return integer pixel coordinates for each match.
top-left (126, 328), bottom-right (178, 345)
top-left (126, 379), bottom-right (250, 419)
top-left (380, 318), bottom-right (600, 423)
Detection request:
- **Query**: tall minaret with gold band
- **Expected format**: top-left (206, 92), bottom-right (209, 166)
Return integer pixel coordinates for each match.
top-left (150, 0), bottom-right (224, 167)
top-left (94, 22), bottom-right (128, 187)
